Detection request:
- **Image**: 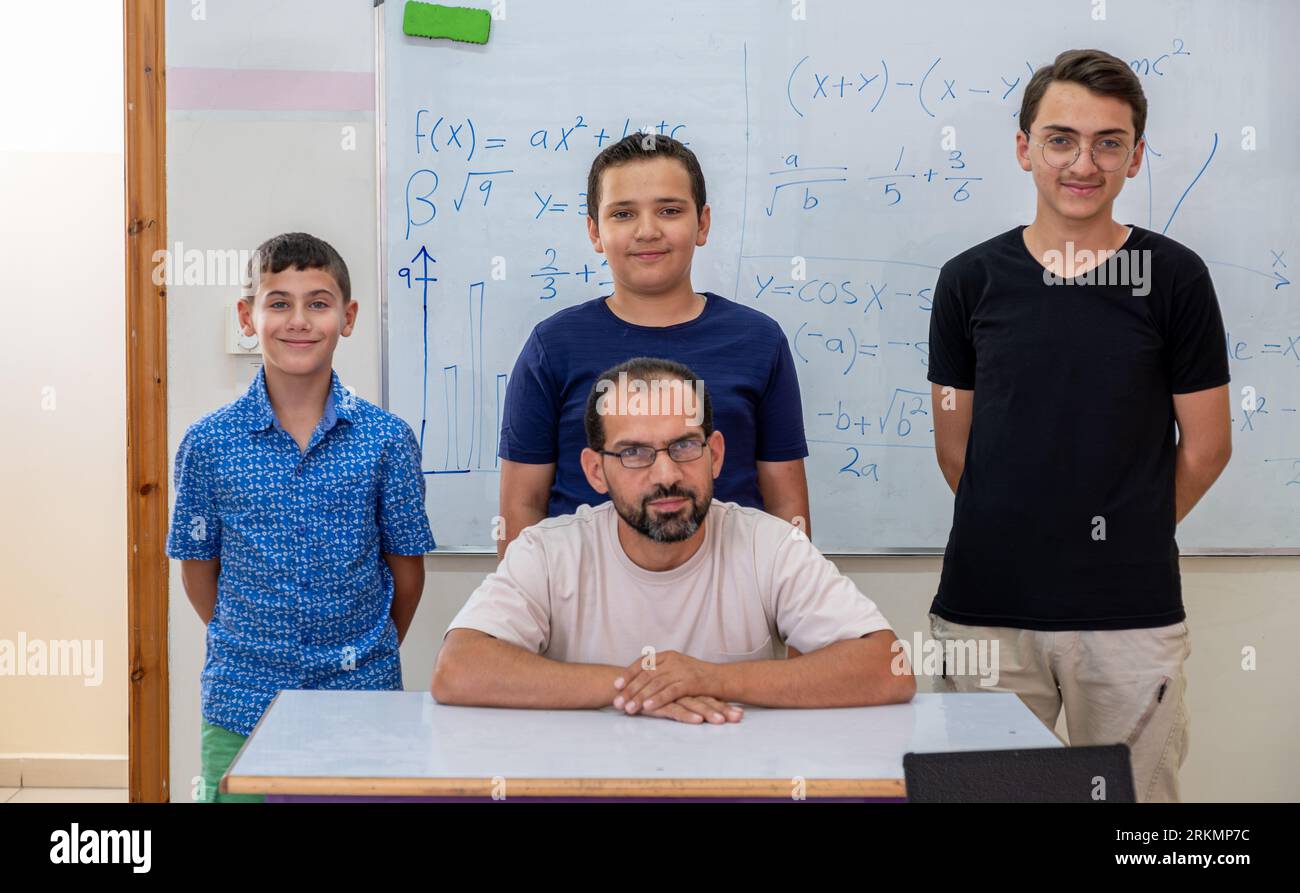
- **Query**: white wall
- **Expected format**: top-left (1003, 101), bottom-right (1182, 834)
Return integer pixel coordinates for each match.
top-left (163, 0), bottom-right (1299, 802)
top-left (0, 1), bottom-right (127, 781)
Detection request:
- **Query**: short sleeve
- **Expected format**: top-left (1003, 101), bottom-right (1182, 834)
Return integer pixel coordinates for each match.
top-left (498, 328), bottom-right (561, 464)
top-left (1167, 264), bottom-right (1230, 394)
top-left (165, 426), bottom-right (222, 560)
top-left (763, 524), bottom-right (893, 654)
top-left (926, 264), bottom-right (976, 389)
top-left (377, 422), bottom-right (437, 554)
top-left (444, 526), bottom-right (552, 653)
top-left (754, 331), bottom-right (810, 461)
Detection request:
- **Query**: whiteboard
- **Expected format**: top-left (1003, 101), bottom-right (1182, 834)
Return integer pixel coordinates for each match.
top-left (380, 0), bottom-right (1299, 552)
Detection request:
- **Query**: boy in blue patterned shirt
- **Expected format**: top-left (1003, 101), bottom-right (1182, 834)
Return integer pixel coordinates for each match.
top-left (166, 233), bottom-right (436, 802)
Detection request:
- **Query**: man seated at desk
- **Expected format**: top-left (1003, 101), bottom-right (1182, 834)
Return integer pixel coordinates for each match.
top-left (433, 357), bottom-right (915, 724)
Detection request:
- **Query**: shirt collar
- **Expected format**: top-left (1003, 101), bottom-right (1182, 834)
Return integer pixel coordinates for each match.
top-left (243, 366), bottom-right (355, 433)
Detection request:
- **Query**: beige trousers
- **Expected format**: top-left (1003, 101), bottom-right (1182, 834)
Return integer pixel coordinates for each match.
top-left (929, 612), bottom-right (1192, 802)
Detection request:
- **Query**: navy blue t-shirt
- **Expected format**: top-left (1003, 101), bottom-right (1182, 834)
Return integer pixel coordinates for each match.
top-left (499, 293), bottom-right (809, 517)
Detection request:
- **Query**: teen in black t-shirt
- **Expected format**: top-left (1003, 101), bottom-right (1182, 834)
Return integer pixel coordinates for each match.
top-left (926, 49), bottom-right (1231, 803)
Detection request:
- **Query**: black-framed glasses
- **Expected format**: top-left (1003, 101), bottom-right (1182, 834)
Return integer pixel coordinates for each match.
top-left (599, 438), bottom-right (706, 469)
top-left (1024, 130), bottom-right (1136, 172)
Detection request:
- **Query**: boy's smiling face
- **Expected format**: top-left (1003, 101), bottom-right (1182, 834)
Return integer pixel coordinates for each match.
top-left (238, 266), bottom-right (357, 377)
top-left (587, 156), bottom-right (711, 298)
top-left (1016, 80), bottom-right (1144, 225)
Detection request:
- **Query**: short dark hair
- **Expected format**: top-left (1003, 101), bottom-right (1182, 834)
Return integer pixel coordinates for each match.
top-left (586, 134), bottom-right (707, 221)
top-left (584, 357), bottom-right (713, 451)
top-left (244, 232), bottom-right (351, 303)
top-left (1019, 49), bottom-right (1147, 141)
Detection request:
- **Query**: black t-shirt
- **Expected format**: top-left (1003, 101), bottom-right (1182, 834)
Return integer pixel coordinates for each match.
top-left (926, 224), bottom-right (1230, 630)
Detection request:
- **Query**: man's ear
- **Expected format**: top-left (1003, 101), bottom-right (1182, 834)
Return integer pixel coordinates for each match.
top-left (707, 430), bottom-right (725, 480)
top-left (587, 214), bottom-right (604, 254)
top-left (580, 447), bottom-right (610, 494)
top-left (341, 299), bottom-right (359, 336)
top-left (695, 202), bottom-right (711, 246)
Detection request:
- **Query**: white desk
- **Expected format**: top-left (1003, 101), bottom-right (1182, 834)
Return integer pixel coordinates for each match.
top-left (225, 691), bottom-right (1060, 800)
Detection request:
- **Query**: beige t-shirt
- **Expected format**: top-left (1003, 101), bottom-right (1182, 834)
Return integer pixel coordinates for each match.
top-left (447, 500), bottom-right (893, 666)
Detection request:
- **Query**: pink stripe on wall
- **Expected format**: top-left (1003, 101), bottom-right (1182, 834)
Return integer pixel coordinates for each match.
top-left (167, 67), bottom-right (375, 111)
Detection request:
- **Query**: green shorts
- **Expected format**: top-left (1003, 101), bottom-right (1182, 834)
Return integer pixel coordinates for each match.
top-left (199, 718), bottom-right (265, 803)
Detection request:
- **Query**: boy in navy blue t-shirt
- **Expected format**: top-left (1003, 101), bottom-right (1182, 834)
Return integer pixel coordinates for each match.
top-left (497, 134), bottom-right (810, 557)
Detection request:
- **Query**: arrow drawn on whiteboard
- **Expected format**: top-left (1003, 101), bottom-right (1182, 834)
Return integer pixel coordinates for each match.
top-left (1205, 261), bottom-right (1291, 289)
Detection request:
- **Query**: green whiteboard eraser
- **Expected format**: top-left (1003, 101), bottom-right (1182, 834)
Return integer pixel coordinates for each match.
top-left (403, 2), bottom-right (491, 45)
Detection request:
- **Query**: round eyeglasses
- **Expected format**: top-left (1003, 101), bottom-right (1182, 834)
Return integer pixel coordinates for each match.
top-left (1025, 130), bottom-right (1135, 172)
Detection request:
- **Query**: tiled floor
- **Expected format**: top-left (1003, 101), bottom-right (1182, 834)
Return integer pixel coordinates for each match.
top-left (1, 787), bottom-right (128, 803)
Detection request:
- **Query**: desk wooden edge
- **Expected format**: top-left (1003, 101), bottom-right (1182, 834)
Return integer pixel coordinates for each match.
top-left (224, 776), bottom-right (907, 798)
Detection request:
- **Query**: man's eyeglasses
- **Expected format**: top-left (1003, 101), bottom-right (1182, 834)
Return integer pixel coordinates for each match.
top-left (599, 438), bottom-right (707, 469)
top-left (1024, 130), bottom-right (1136, 172)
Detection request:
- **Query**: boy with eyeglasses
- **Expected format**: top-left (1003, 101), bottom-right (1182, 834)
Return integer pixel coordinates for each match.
top-left (435, 357), bottom-right (913, 722)
top-left (926, 49), bottom-right (1231, 801)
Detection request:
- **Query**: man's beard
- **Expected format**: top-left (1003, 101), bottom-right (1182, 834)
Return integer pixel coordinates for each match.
top-left (611, 482), bottom-right (711, 543)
